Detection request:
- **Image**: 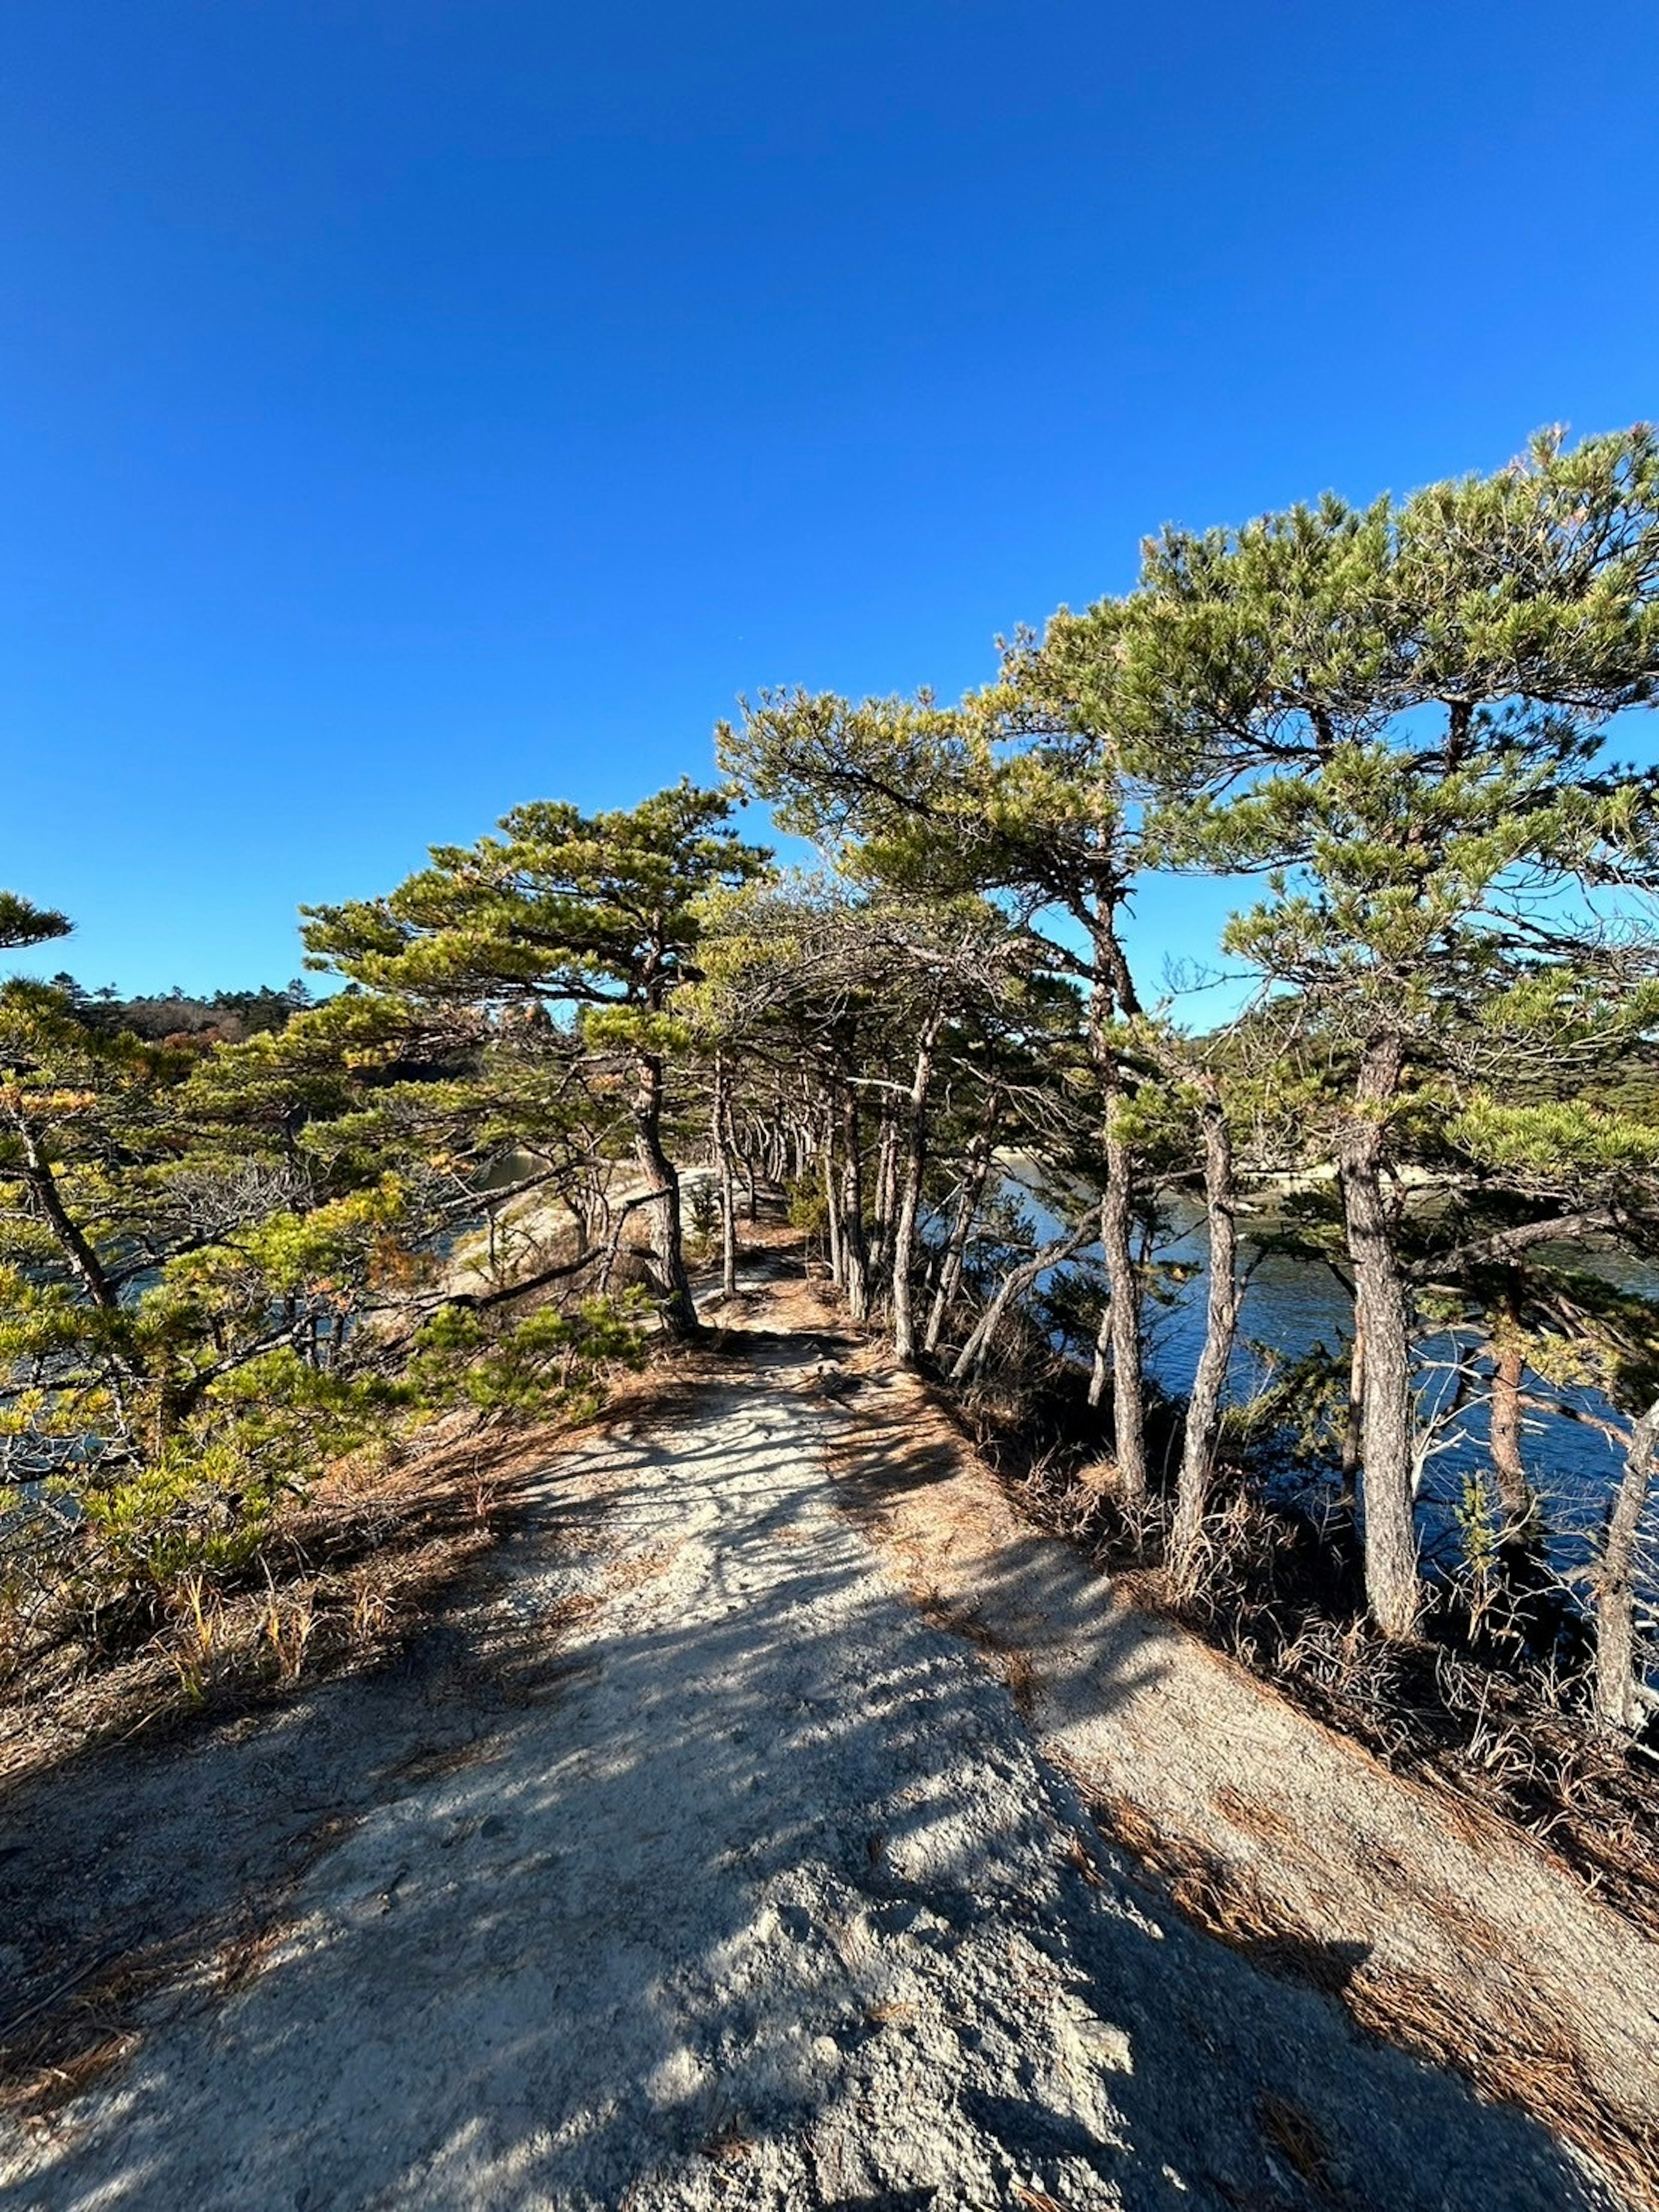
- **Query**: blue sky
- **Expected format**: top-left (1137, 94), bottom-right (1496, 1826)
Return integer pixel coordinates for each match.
top-left (3, 0), bottom-right (1656, 996)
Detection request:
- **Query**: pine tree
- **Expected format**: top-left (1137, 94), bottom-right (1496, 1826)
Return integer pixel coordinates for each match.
top-left (301, 783), bottom-right (771, 1337)
top-left (1098, 427), bottom-right (1659, 1637)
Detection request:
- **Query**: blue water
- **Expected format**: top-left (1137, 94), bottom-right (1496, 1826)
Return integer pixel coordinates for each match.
top-left (1161, 1198), bottom-right (1658, 1562)
top-left (1002, 1180), bottom-right (1659, 1597)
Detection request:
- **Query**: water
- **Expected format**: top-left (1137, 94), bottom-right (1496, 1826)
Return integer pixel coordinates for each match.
top-left (1001, 1178), bottom-right (1659, 1602)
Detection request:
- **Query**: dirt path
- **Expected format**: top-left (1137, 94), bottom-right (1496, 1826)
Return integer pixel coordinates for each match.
top-left (0, 1300), bottom-right (1625, 2209)
top-left (818, 1322), bottom-right (1659, 2209)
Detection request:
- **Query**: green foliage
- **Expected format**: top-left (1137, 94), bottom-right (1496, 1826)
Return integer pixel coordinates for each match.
top-left (785, 1176), bottom-right (830, 1238)
top-left (301, 783), bottom-right (773, 1336)
top-left (1452, 1462), bottom-right (1504, 1590)
top-left (0, 893), bottom-right (72, 952)
top-left (407, 1295), bottom-right (647, 1423)
top-left (78, 1354), bottom-right (405, 1590)
top-left (684, 1177), bottom-right (721, 1253)
top-left (302, 781), bottom-right (771, 1015)
top-left (0, 947), bottom-right (658, 1675)
top-left (1230, 1340), bottom-right (1354, 1467)
top-left (1449, 1099), bottom-right (1659, 1183)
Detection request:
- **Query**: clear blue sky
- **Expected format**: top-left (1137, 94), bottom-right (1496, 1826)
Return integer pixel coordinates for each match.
top-left (3, 0), bottom-right (1656, 995)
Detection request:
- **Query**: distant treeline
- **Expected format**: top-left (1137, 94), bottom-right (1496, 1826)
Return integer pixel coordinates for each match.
top-left (41, 974), bottom-right (314, 1044)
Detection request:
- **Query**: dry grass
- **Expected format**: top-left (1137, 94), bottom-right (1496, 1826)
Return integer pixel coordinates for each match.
top-left (0, 1319), bottom-right (716, 1785)
top-left (0, 1438), bottom-right (505, 1784)
top-left (601, 1545), bottom-right (682, 1597)
top-left (1061, 1831), bottom-right (1106, 1888)
top-left (211, 1910), bottom-right (298, 1998)
top-left (1085, 1788), bottom-right (1659, 2210)
top-left (1211, 1783), bottom-right (1297, 1848)
top-left (1, 1926), bottom-right (241, 2122)
top-left (898, 1587), bottom-right (1041, 1716)
top-left (0, 1379), bottom-right (677, 2123)
top-left (1227, 1609), bottom-right (1659, 1944)
top-left (0, 1442), bottom-right (669, 2129)
top-left (700, 2117), bottom-right (756, 2165)
top-left (1, 2029), bottom-right (140, 2129)
top-left (775, 1260), bottom-right (1659, 2212)
top-left (0, 1775), bottom-right (364, 2124)
top-left (947, 1372), bottom-right (1659, 1948)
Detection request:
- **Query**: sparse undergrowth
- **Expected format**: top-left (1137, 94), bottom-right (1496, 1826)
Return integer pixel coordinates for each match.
top-left (1083, 1783), bottom-right (1659, 2211)
top-left (936, 1338), bottom-right (1659, 1941)
top-left (0, 1221), bottom-right (792, 1778)
top-left (1, 1419), bottom-right (525, 1778)
top-left (0, 1309), bottom-right (677, 1782)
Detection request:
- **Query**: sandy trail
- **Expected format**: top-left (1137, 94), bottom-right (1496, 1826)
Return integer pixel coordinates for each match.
top-left (827, 1339), bottom-right (1659, 2206)
top-left (0, 1311), bottom-right (1618, 2210)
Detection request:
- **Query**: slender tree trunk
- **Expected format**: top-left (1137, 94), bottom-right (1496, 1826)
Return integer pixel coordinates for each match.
top-left (1338, 1034), bottom-right (1418, 1638)
top-left (949, 1224), bottom-right (1092, 1385)
top-left (868, 1101), bottom-right (899, 1280)
top-left (1595, 1394), bottom-right (1659, 1732)
top-left (633, 1050), bottom-right (699, 1337)
top-left (822, 1141), bottom-right (843, 1286)
top-left (721, 1166), bottom-right (739, 1300)
top-left (1340, 1325), bottom-right (1364, 1511)
top-left (768, 1091), bottom-right (787, 1189)
top-left (17, 1124), bottom-right (117, 1311)
top-left (712, 1053), bottom-right (739, 1303)
top-left (1170, 1081), bottom-right (1242, 1591)
top-left (924, 1101), bottom-right (998, 1354)
top-left (839, 1086), bottom-right (871, 1322)
top-left (1101, 1095), bottom-right (1147, 1500)
top-left (1488, 1270), bottom-right (1535, 1544)
top-left (1087, 1196), bottom-right (1112, 1410)
top-left (891, 1009), bottom-right (943, 1367)
top-left (1087, 913), bottom-right (1147, 1501)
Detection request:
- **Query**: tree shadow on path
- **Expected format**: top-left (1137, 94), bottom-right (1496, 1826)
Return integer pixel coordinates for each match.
top-left (0, 1343), bottom-right (1614, 2212)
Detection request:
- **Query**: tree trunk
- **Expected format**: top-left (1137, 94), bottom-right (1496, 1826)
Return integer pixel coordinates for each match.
top-left (632, 1050), bottom-right (699, 1338)
top-left (1338, 1034), bottom-right (1418, 1639)
top-left (924, 1101), bottom-right (998, 1354)
top-left (822, 1142), bottom-right (843, 1287)
top-left (1087, 1194), bottom-right (1112, 1411)
top-left (870, 1102), bottom-right (900, 1280)
top-left (1101, 1095), bottom-right (1147, 1501)
top-left (18, 1124), bottom-right (117, 1311)
top-left (1340, 1325), bottom-right (1364, 1511)
top-left (1086, 912), bottom-right (1147, 1502)
top-left (1170, 1081), bottom-right (1242, 1591)
top-left (891, 1010), bottom-right (943, 1367)
top-left (1488, 1270), bottom-right (1535, 1543)
top-left (720, 1167), bottom-right (739, 1301)
top-left (712, 1053), bottom-right (739, 1303)
top-left (839, 1085), bottom-right (871, 1322)
top-left (1594, 1393), bottom-right (1659, 1732)
top-left (949, 1224), bottom-right (1092, 1385)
